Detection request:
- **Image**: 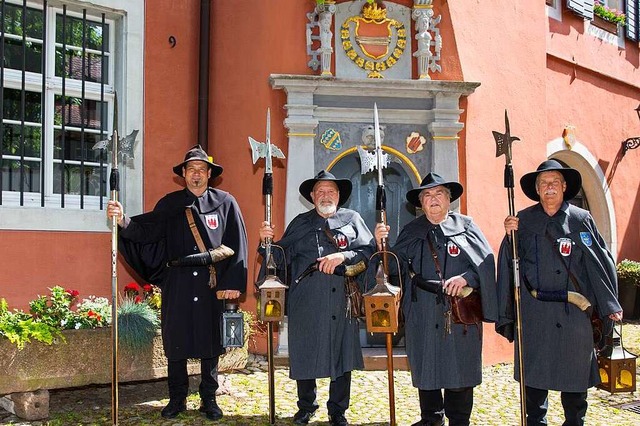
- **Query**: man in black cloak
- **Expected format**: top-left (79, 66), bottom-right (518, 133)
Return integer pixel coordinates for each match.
top-left (258, 170), bottom-right (375, 426)
top-left (498, 159), bottom-right (622, 426)
top-left (375, 172), bottom-right (498, 426)
top-left (107, 145), bottom-right (248, 421)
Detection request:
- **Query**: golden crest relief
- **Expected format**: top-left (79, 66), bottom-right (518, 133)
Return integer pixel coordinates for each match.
top-left (340, 1), bottom-right (406, 78)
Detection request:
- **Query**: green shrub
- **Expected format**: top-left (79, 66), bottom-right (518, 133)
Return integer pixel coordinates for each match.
top-left (117, 297), bottom-right (160, 351)
top-left (0, 298), bottom-right (62, 349)
top-left (617, 259), bottom-right (640, 286)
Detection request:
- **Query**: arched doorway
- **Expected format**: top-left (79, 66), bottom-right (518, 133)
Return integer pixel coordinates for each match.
top-left (547, 139), bottom-right (617, 258)
top-left (328, 148), bottom-right (419, 347)
top-left (327, 147), bottom-right (421, 246)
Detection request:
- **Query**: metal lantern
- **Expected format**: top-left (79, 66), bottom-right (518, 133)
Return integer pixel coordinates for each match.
top-left (257, 275), bottom-right (287, 322)
top-left (363, 264), bottom-right (401, 333)
top-left (597, 323), bottom-right (637, 393)
top-left (222, 302), bottom-right (244, 348)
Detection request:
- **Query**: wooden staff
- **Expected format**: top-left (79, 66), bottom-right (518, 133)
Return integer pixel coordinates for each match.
top-left (493, 110), bottom-right (526, 425)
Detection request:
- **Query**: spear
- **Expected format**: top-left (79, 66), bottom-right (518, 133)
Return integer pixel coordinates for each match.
top-left (249, 108), bottom-right (286, 425)
top-left (92, 94), bottom-right (138, 426)
top-left (357, 103), bottom-right (398, 425)
top-left (492, 110), bottom-right (526, 425)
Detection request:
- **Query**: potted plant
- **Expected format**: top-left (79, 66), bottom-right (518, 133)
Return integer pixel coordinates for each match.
top-left (617, 259), bottom-right (640, 319)
top-left (592, 1), bottom-right (626, 34)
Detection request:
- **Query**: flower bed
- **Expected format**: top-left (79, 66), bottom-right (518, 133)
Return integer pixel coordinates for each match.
top-left (0, 285), bottom-right (251, 396)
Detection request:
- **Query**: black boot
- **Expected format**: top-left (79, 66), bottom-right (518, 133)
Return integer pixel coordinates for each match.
top-left (161, 398), bottom-right (186, 418)
top-left (199, 398), bottom-right (223, 421)
top-left (329, 412), bottom-right (348, 426)
top-left (411, 420), bottom-right (445, 426)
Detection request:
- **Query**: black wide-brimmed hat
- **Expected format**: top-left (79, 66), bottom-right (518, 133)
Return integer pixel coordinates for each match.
top-left (172, 144), bottom-right (223, 178)
top-left (520, 159), bottom-right (582, 201)
top-left (406, 172), bottom-right (464, 208)
top-left (299, 170), bottom-right (352, 206)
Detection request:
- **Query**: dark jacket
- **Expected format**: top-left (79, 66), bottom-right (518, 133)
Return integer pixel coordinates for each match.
top-left (389, 212), bottom-right (497, 390)
top-left (496, 202), bottom-right (620, 392)
top-left (118, 188), bottom-right (248, 360)
top-left (260, 208), bottom-right (375, 380)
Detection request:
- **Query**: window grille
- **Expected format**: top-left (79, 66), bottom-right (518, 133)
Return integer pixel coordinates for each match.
top-left (1, 0), bottom-right (113, 209)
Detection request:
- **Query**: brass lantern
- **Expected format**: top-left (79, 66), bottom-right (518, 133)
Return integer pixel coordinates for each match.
top-left (221, 302), bottom-right (244, 348)
top-left (363, 263), bottom-right (401, 333)
top-left (257, 275), bottom-right (287, 322)
top-left (597, 323), bottom-right (637, 393)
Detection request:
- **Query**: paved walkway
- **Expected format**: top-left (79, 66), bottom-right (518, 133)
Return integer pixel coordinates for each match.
top-left (1, 360), bottom-right (639, 425)
top-left (3, 319), bottom-right (640, 425)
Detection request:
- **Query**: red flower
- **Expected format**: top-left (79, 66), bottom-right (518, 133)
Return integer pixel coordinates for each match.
top-left (134, 295), bottom-right (143, 304)
top-left (143, 284), bottom-right (152, 293)
top-left (87, 310), bottom-right (102, 321)
top-left (124, 282), bottom-right (141, 293)
top-left (66, 289), bottom-right (80, 298)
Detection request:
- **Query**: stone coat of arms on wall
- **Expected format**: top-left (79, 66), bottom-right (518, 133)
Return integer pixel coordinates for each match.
top-left (340, 1), bottom-right (406, 78)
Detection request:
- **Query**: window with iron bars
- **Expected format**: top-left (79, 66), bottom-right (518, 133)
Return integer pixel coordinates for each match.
top-left (0, 0), bottom-right (142, 232)
top-left (1, 0), bottom-right (114, 210)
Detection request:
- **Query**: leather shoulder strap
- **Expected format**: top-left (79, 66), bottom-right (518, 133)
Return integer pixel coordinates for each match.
top-left (186, 208), bottom-right (208, 253)
top-left (185, 208), bottom-right (217, 288)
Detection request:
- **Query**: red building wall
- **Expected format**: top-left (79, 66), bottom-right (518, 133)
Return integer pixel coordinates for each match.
top-left (2, 1), bottom-right (638, 364)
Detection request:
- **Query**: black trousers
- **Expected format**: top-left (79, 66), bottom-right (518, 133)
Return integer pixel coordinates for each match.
top-left (526, 386), bottom-right (588, 426)
top-left (418, 387), bottom-right (473, 426)
top-left (167, 357), bottom-right (219, 401)
top-left (296, 372), bottom-right (351, 417)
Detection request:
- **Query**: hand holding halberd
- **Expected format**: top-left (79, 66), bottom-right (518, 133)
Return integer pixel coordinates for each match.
top-left (504, 215), bottom-right (519, 235)
top-left (259, 220), bottom-right (275, 244)
top-left (106, 200), bottom-right (125, 227)
top-left (374, 223), bottom-right (390, 251)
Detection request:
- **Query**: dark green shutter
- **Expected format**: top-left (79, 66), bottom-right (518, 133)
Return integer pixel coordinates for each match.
top-left (567, 0), bottom-right (595, 20)
top-left (626, 0), bottom-right (639, 41)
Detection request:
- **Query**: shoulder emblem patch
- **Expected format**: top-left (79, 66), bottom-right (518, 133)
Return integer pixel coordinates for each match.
top-left (205, 213), bottom-right (219, 230)
top-left (580, 232), bottom-right (593, 247)
top-left (557, 237), bottom-right (572, 257)
top-left (447, 241), bottom-right (460, 257)
top-left (333, 232), bottom-right (349, 250)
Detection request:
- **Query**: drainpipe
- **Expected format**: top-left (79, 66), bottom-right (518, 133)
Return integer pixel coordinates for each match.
top-left (198, 0), bottom-right (211, 151)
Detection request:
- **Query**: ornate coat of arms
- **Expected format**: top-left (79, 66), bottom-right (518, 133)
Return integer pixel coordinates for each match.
top-left (340, 1), bottom-right (406, 78)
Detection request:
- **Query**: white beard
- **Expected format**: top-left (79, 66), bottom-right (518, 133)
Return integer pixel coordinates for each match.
top-left (317, 203), bottom-right (337, 216)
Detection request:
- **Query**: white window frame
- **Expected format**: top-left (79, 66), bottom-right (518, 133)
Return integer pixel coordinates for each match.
top-left (547, 0), bottom-right (562, 21)
top-left (0, 0), bottom-right (143, 232)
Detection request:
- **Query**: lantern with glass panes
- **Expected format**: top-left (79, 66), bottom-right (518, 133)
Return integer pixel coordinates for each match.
top-left (597, 323), bottom-right (637, 393)
top-left (363, 263), bottom-right (401, 333)
top-left (257, 276), bottom-right (287, 322)
top-left (221, 302), bottom-right (244, 348)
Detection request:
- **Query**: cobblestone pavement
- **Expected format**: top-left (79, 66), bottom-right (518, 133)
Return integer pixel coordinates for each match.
top-left (2, 324), bottom-right (640, 426)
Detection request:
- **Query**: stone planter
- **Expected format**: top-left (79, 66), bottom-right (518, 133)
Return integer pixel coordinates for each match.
top-left (0, 327), bottom-right (248, 419)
